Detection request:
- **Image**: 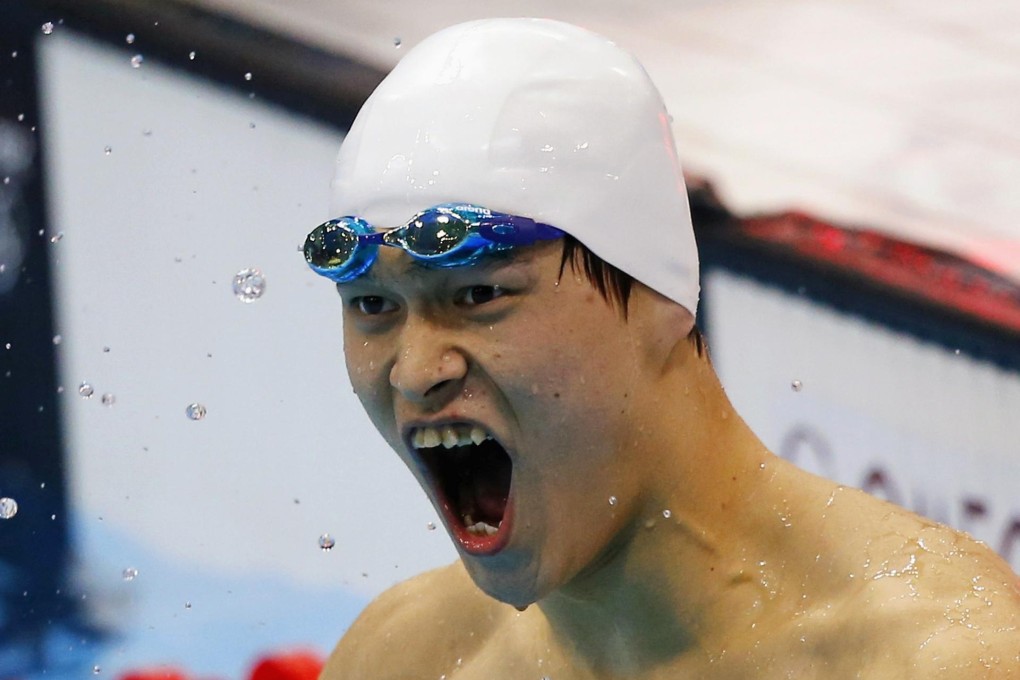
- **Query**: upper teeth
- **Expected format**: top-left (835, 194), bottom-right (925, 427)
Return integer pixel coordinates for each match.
top-left (412, 424), bottom-right (493, 449)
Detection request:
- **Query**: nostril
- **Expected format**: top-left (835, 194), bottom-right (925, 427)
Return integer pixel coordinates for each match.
top-left (425, 379), bottom-right (456, 399)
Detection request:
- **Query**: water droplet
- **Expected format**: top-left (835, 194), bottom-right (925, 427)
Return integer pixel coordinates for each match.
top-left (102, 346), bottom-right (111, 353)
top-left (16, 114), bottom-right (25, 122)
top-left (232, 268), bottom-right (265, 302)
top-left (101, 393), bottom-right (116, 406)
top-left (130, 54), bottom-right (143, 68)
top-left (41, 22), bottom-right (54, 35)
top-left (3, 176), bottom-right (10, 185)
top-left (125, 33), bottom-right (135, 44)
top-left (4, 342), bottom-right (10, 350)
top-left (103, 146), bottom-right (112, 155)
top-left (11, 51), bottom-right (17, 58)
top-left (662, 509), bottom-right (672, 519)
top-left (608, 496), bottom-right (617, 506)
top-left (791, 379), bottom-right (803, 392)
top-left (188, 51), bottom-right (196, 60)
top-left (185, 403), bottom-right (207, 421)
top-left (93, 665), bottom-right (101, 674)
top-left (318, 533), bottom-right (336, 551)
top-left (954, 349), bottom-right (961, 355)
top-left (426, 521), bottom-right (436, 531)
top-left (244, 71), bottom-right (252, 81)
top-left (248, 122), bottom-right (256, 129)
top-left (184, 601), bottom-right (192, 609)
top-left (393, 37), bottom-right (402, 48)
top-left (122, 567), bottom-right (138, 581)
top-left (0, 497), bottom-right (18, 519)
top-left (49, 232), bottom-right (64, 243)
top-left (78, 382), bottom-right (94, 398)
top-left (52, 335), bottom-right (62, 345)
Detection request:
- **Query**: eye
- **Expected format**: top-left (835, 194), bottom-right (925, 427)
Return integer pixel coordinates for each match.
top-left (457, 285), bottom-right (505, 306)
top-left (352, 295), bottom-right (398, 316)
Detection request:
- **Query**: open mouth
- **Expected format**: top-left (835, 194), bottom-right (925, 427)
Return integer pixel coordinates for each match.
top-left (410, 423), bottom-right (513, 554)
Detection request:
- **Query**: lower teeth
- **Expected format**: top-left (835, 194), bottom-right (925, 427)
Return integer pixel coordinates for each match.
top-left (463, 515), bottom-right (500, 536)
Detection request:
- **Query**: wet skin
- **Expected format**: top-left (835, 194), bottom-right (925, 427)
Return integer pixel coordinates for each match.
top-left (337, 240), bottom-right (678, 606)
top-left (325, 241), bottom-right (1020, 679)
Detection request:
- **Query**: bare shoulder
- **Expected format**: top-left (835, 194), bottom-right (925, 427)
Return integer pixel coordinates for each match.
top-left (320, 561), bottom-right (509, 680)
top-left (836, 511), bottom-right (1020, 677)
top-left (895, 526), bottom-right (1020, 677)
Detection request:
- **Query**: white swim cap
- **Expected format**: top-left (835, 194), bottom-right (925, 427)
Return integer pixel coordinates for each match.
top-left (331, 18), bottom-right (699, 313)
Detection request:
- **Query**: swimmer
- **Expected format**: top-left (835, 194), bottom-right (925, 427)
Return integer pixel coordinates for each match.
top-left (308, 18), bottom-right (1020, 679)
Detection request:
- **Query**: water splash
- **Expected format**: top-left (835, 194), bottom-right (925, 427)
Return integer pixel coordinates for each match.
top-left (0, 497), bottom-right (18, 519)
top-left (232, 267), bottom-right (265, 302)
top-left (185, 403), bottom-right (207, 421)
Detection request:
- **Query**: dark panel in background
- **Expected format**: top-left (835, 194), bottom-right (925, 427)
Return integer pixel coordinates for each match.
top-left (1, 4), bottom-right (84, 675)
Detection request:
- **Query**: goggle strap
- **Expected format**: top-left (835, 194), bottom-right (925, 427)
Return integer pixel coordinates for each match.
top-left (477, 218), bottom-right (564, 245)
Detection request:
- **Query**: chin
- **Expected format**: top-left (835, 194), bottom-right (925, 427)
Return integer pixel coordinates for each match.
top-left (460, 551), bottom-right (552, 609)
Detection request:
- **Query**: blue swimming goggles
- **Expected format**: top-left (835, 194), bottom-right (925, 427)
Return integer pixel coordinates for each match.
top-left (304, 203), bottom-right (565, 283)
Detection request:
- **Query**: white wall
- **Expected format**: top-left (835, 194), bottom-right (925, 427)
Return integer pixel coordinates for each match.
top-left (707, 269), bottom-right (1020, 572)
top-left (38, 30), bottom-right (455, 679)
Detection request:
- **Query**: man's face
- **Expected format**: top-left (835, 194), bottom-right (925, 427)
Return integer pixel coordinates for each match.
top-left (338, 238), bottom-right (658, 606)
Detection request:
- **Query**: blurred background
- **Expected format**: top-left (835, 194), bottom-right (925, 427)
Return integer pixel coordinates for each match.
top-left (1, 0), bottom-right (1018, 677)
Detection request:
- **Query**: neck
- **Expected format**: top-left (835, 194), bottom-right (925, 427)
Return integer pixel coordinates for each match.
top-left (534, 354), bottom-right (814, 675)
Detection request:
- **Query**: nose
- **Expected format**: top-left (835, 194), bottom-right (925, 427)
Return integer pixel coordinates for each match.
top-left (389, 320), bottom-right (468, 408)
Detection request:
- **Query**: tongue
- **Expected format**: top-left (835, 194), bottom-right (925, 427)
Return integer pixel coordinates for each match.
top-left (474, 478), bottom-right (508, 522)
top-left (459, 473), bottom-right (507, 525)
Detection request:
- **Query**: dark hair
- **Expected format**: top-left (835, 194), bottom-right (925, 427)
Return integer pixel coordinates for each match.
top-left (558, 235), bottom-right (706, 357)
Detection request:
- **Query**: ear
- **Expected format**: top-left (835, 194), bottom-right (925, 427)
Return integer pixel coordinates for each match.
top-left (629, 283), bottom-right (696, 370)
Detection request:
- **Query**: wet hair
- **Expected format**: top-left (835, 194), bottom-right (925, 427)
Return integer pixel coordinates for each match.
top-left (558, 235), bottom-right (706, 357)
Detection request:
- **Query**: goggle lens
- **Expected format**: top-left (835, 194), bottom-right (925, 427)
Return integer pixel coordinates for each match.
top-left (304, 221), bottom-right (360, 270)
top-left (393, 213), bottom-right (469, 257)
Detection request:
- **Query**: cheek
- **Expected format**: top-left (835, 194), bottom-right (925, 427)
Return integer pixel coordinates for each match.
top-left (342, 328), bottom-right (392, 427)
